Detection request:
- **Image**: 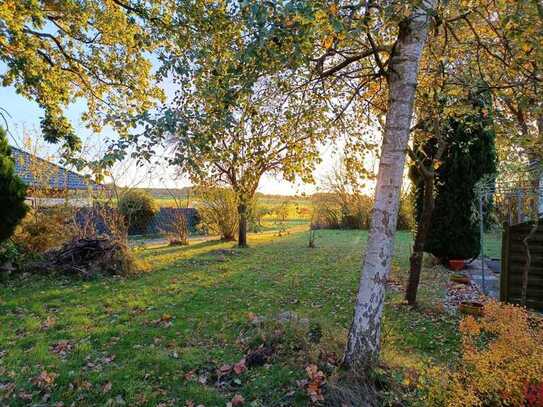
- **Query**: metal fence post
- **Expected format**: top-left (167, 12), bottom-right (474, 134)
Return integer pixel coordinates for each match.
top-left (480, 192), bottom-right (486, 295)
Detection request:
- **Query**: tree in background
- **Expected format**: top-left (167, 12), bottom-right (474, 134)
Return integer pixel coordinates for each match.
top-left (250, 205), bottom-right (271, 232)
top-left (414, 91), bottom-right (497, 261)
top-left (196, 187), bottom-right (239, 242)
top-left (118, 190), bottom-right (158, 235)
top-left (138, 3), bottom-right (331, 248)
top-left (0, 127), bottom-right (28, 243)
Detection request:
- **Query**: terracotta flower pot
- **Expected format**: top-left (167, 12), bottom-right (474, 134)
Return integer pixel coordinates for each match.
top-left (459, 301), bottom-right (484, 316)
top-left (450, 273), bottom-right (470, 285)
top-left (449, 259), bottom-right (465, 271)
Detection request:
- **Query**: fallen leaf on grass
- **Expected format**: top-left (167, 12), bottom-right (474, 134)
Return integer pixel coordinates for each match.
top-left (32, 370), bottom-right (57, 389)
top-left (233, 358), bottom-right (246, 375)
top-left (18, 391), bottom-right (32, 401)
top-left (51, 340), bottom-right (73, 358)
top-left (227, 394), bottom-right (245, 406)
top-left (151, 314), bottom-right (174, 328)
top-left (102, 354), bottom-right (116, 364)
top-left (307, 382), bottom-right (324, 403)
top-left (319, 350), bottom-right (339, 367)
top-left (302, 365), bottom-right (325, 403)
top-left (217, 364), bottom-right (232, 377)
top-left (102, 381), bottom-right (112, 393)
top-left (183, 369), bottom-right (196, 381)
top-left (41, 316), bottom-right (56, 331)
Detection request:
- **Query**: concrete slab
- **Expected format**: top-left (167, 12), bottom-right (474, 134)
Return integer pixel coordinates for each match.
top-left (464, 259), bottom-right (500, 299)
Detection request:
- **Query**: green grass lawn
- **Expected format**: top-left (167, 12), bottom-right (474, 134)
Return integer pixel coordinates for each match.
top-left (0, 229), bottom-right (459, 406)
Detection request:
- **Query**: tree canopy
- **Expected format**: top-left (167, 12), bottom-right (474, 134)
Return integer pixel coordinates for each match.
top-left (127, 2), bottom-right (339, 246)
top-left (0, 0), bottom-right (164, 151)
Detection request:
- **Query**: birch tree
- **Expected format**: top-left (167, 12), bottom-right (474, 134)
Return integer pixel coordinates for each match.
top-left (311, 0), bottom-right (538, 365)
top-left (342, 0), bottom-right (437, 368)
top-left (299, 0), bottom-right (438, 367)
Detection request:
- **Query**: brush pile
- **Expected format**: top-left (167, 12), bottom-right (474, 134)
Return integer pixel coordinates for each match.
top-left (32, 238), bottom-right (134, 278)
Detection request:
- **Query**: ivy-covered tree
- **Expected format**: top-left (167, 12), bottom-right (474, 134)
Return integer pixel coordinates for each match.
top-left (413, 92), bottom-right (497, 261)
top-left (0, 127), bottom-right (28, 242)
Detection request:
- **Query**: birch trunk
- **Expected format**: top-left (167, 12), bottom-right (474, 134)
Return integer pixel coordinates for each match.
top-left (343, 2), bottom-right (435, 370)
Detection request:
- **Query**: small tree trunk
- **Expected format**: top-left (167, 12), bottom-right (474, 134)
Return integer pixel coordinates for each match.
top-left (238, 203), bottom-right (248, 248)
top-left (536, 114), bottom-right (543, 215)
top-left (405, 174), bottom-right (434, 305)
top-left (343, 1), bottom-right (434, 371)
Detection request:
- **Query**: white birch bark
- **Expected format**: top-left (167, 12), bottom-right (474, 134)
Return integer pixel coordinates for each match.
top-left (343, 1), bottom-right (436, 369)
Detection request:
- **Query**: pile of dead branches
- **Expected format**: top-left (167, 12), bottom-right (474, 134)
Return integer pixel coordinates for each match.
top-left (32, 238), bottom-right (135, 278)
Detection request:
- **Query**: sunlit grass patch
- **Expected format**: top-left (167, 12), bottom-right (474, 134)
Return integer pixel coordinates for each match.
top-left (0, 229), bottom-right (458, 406)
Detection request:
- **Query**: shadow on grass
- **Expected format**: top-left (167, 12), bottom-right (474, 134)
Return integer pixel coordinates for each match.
top-left (0, 230), bottom-right (459, 406)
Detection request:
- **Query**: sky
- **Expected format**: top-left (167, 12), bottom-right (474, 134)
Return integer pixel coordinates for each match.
top-left (0, 80), bottom-right (351, 196)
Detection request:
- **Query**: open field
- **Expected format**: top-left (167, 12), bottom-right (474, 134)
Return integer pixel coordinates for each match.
top-left (0, 228), bottom-right (460, 406)
top-left (152, 193), bottom-right (313, 221)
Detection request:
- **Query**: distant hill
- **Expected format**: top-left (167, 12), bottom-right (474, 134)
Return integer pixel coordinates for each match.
top-left (140, 187), bottom-right (193, 199)
top-left (133, 187), bottom-right (309, 202)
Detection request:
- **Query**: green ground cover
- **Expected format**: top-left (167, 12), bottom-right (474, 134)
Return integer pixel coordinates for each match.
top-left (0, 228), bottom-right (459, 406)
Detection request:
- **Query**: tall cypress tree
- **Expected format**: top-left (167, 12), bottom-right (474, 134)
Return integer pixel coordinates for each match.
top-left (414, 91), bottom-right (497, 260)
top-left (0, 128), bottom-right (28, 242)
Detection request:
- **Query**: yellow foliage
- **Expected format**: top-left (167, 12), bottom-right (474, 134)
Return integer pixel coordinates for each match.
top-left (314, 9), bottom-right (328, 22)
top-left (445, 301), bottom-right (543, 406)
top-left (322, 35), bottom-right (334, 49)
top-left (13, 207), bottom-right (77, 253)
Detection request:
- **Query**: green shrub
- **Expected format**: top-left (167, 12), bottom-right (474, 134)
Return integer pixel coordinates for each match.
top-left (118, 190), bottom-right (158, 235)
top-left (13, 207), bottom-right (77, 253)
top-left (0, 127), bottom-right (28, 243)
top-left (0, 240), bottom-right (19, 265)
top-left (310, 191), bottom-right (414, 231)
top-left (196, 187), bottom-right (238, 240)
